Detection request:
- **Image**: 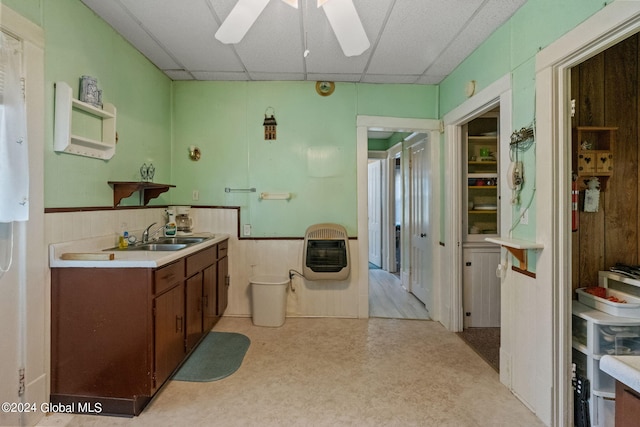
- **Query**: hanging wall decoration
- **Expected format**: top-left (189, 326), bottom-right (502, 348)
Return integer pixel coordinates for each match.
top-left (263, 107), bottom-right (277, 141)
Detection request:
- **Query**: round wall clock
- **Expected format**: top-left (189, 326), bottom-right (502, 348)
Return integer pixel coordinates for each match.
top-left (316, 81), bottom-right (335, 96)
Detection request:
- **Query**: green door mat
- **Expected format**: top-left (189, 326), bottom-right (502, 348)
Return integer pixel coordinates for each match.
top-left (173, 332), bottom-right (250, 382)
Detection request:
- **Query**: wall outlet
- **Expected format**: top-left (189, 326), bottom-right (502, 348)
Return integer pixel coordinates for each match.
top-left (192, 190), bottom-right (199, 201)
top-left (243, 224), bottom-right (251, 236)
top-left (520, 207), bottom-right (529, 225)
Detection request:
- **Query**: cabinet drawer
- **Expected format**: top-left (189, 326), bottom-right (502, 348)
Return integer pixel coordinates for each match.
top-left (217, 240), bottom-right (228, 259)
top-left (186, 246), bottom-right (216, 277)
top-left (154, 259), bottom-right (185, 295)
top-left (595, 324), bottom-right (640, 356)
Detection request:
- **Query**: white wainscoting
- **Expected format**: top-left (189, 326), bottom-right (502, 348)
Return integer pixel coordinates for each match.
top-left (45, 208), bottom-right (360, 319)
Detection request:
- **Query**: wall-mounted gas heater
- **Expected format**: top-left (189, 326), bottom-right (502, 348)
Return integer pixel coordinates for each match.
top-left (302, 223), bottom-right (350, 281)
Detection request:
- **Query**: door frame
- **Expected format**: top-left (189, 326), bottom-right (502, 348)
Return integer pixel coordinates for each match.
top-left (443, 74), bottom-right (512, 333)
top-left (356, 116), bottom-right (440, 319)
top-left (535, 2), bottom-right (640, 425)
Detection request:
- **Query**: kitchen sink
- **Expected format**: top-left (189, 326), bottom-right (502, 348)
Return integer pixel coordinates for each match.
top-left (104, 235), bottom-right (214, 252)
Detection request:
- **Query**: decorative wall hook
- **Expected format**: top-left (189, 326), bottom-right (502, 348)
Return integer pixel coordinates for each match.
top-left (189, 145), bottom-right (201, 161)
top-left (263, 106), bottom-right (277, 141)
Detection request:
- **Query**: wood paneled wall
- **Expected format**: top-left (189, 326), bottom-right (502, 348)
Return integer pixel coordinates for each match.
top-left (571, 34), bottom-right (640, 291)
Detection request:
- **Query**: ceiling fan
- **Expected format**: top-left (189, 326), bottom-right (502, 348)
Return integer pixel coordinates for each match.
top-left (215, 0), bottom-right (370, 57)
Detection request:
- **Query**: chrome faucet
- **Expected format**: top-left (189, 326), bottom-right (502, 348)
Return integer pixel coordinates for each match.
top-left (142, 222), bottom-right (157, 243)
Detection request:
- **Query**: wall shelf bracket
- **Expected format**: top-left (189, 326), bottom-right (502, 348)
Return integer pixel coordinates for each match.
top-left (485, 237), bottom-right (544, 277)
top-left (108, 181), bottom-right (175, 206)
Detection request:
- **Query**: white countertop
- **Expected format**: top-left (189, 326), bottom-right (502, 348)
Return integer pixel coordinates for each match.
top-left (600, 355), bottom-right (640, 393)
top-left (49, 232), bottom-right (229, 268)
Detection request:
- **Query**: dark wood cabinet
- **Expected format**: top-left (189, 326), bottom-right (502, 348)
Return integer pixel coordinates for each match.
top-left (202, 264), bottom-right (218, 331)
top-left (217, 239), bottom-right (229, 315)
top-left (616, 381), bottom-right (640, 427)
top-left (154, 282), bottom-right (185, 387)
top-left (50, 239), bottom-right (229, 416)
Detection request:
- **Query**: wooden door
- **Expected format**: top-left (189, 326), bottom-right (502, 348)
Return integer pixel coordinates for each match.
top-left (185, 273), bottom-right (203, 352)
top-left (217, 255), bottom-right (229, 315)
top-left (202, 264), bottom-right (217, 331)
top-left (154, 284), bottom-right (185, 387)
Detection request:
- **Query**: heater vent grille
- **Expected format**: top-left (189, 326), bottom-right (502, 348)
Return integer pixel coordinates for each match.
top-left (302, 223), bottom-right (350, 281)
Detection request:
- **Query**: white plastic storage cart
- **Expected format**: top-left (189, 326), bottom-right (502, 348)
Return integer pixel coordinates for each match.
top-left (572, 271), bottom-right (640, 427)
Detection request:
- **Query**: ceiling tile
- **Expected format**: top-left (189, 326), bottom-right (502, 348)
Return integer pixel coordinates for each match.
top-left (81, 0), bottom-right (180, 69)
top-left (119, 0), bottom-right (244, 71)
top-left (81, 0), bottom-right (528, 84)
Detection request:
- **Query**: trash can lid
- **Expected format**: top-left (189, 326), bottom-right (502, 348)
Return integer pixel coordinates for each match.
top-left (250, 275), bottom-right (290, 285)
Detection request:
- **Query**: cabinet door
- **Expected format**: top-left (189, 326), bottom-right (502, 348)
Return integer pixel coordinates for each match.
top-left (616, 381), bottom-right (640, 427)
top-left (154, 283), bottom-right (185, 387)
top-left (185, 273), bottom-right (203, 352)
top-left (217, 255), bottom-right (229, 316)
top-left (463, 247), bottom-right (500, 328)
top-left (202, 264), bottom-right (218, 331)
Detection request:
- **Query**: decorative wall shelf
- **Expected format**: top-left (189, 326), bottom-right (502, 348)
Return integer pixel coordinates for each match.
top-left (573, 126), bottom-right (617, 190)
top-left (108, 181), bottom-right (175, 206)
top-left (485, 237), bottom-right (544, 276)
top-left (54, 81), bottom-right (117, 159)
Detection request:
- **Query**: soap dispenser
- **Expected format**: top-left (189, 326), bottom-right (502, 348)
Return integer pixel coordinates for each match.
top-left (164, 209), bottom-right (177, 237)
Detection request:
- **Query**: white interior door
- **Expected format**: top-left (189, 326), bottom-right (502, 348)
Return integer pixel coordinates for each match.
top-left (368, 159), bottom-right (382, 267)
top-left (408, 137), bottom-right (432, 307)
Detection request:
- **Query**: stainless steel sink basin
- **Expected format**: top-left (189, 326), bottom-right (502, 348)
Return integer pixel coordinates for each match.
top-left (127, 243), bottom-right (188, 251)
top-left (154, 236), bottom-right (210, 245)
top-left (104, 235), bottom-right (214, 252)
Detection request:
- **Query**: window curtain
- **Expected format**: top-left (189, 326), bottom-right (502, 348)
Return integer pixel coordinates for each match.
top-left (0, 31), bottom-right (28, 223)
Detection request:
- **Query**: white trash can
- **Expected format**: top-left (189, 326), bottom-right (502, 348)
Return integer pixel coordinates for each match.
top-left (250, 275), bottom-right (289, 327)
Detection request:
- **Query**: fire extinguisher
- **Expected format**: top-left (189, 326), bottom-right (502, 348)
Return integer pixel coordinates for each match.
top-left (572, 175), bottom-right (579, 232)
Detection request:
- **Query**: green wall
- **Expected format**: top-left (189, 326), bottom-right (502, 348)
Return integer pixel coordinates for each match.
top-left (6, 0), bottom-right (173, 208)
top-left (439, 0), bottom-right (610, 244)
top-left (172, 82), bottom-right (437, 237)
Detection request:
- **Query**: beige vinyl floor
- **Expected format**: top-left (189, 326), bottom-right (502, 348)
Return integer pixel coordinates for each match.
top-left (38, 316), bottom-right (544, 427)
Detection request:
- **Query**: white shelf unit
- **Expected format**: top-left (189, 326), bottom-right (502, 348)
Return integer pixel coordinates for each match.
top-left (54, 81), bottom-right (116, 159)
top-left (463, 114), bottom-right (499, 242)
top-left (572, 300), bottom-right (640, 427)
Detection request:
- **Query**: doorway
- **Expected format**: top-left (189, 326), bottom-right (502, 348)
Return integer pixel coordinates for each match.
top-left (356, 116), bottom-right (440, 321)
top-left (535, 3), bottom-right (640, 424)
top-left (368, 141), bottom-right (429, 319)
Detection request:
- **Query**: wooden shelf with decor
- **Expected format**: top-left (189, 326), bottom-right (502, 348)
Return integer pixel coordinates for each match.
top-left (108, 181), bottom-right (175, 206)
top-left (573, 126), bottom-right (617, 190)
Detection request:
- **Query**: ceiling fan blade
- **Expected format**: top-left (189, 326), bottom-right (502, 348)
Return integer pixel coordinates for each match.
top-left (320, 0), bottom-right (370, 57)
top-left (215, 0), bottom-right (271, 44)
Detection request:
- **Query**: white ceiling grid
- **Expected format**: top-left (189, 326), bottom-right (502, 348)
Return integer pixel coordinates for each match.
top-left (80, 0), bottom-right (527, 84)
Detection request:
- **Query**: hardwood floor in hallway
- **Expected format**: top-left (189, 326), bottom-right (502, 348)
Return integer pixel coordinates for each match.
top-left (368, 268), bottom-right (430, 319)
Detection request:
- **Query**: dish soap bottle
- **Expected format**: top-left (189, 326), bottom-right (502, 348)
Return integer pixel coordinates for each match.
top-left (164, 209), bottom-right (177, 237)
top-left (119, 231), bottom-right (129, 249)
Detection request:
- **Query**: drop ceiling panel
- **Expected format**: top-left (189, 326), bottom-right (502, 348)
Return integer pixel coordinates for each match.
top-left (80, 0), bottom-right (528, 84)
top-left (367, 0), bottom-right (484, 76)
top-left (228, 1), bottom-right (305, 73)
top-left (80, 0), bottom-right (180, 70)
top-left (119, 0), bottom-right (243, 72)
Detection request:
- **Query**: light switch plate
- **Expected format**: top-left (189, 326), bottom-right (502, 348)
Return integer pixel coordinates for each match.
top-left (243, 224), bottom-right (251, 236)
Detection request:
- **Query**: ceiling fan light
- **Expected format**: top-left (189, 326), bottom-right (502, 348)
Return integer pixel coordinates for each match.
top-left (320, 0), bottom-right (370, 57)
top-left (215, 0), bottom-right (271, 44)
